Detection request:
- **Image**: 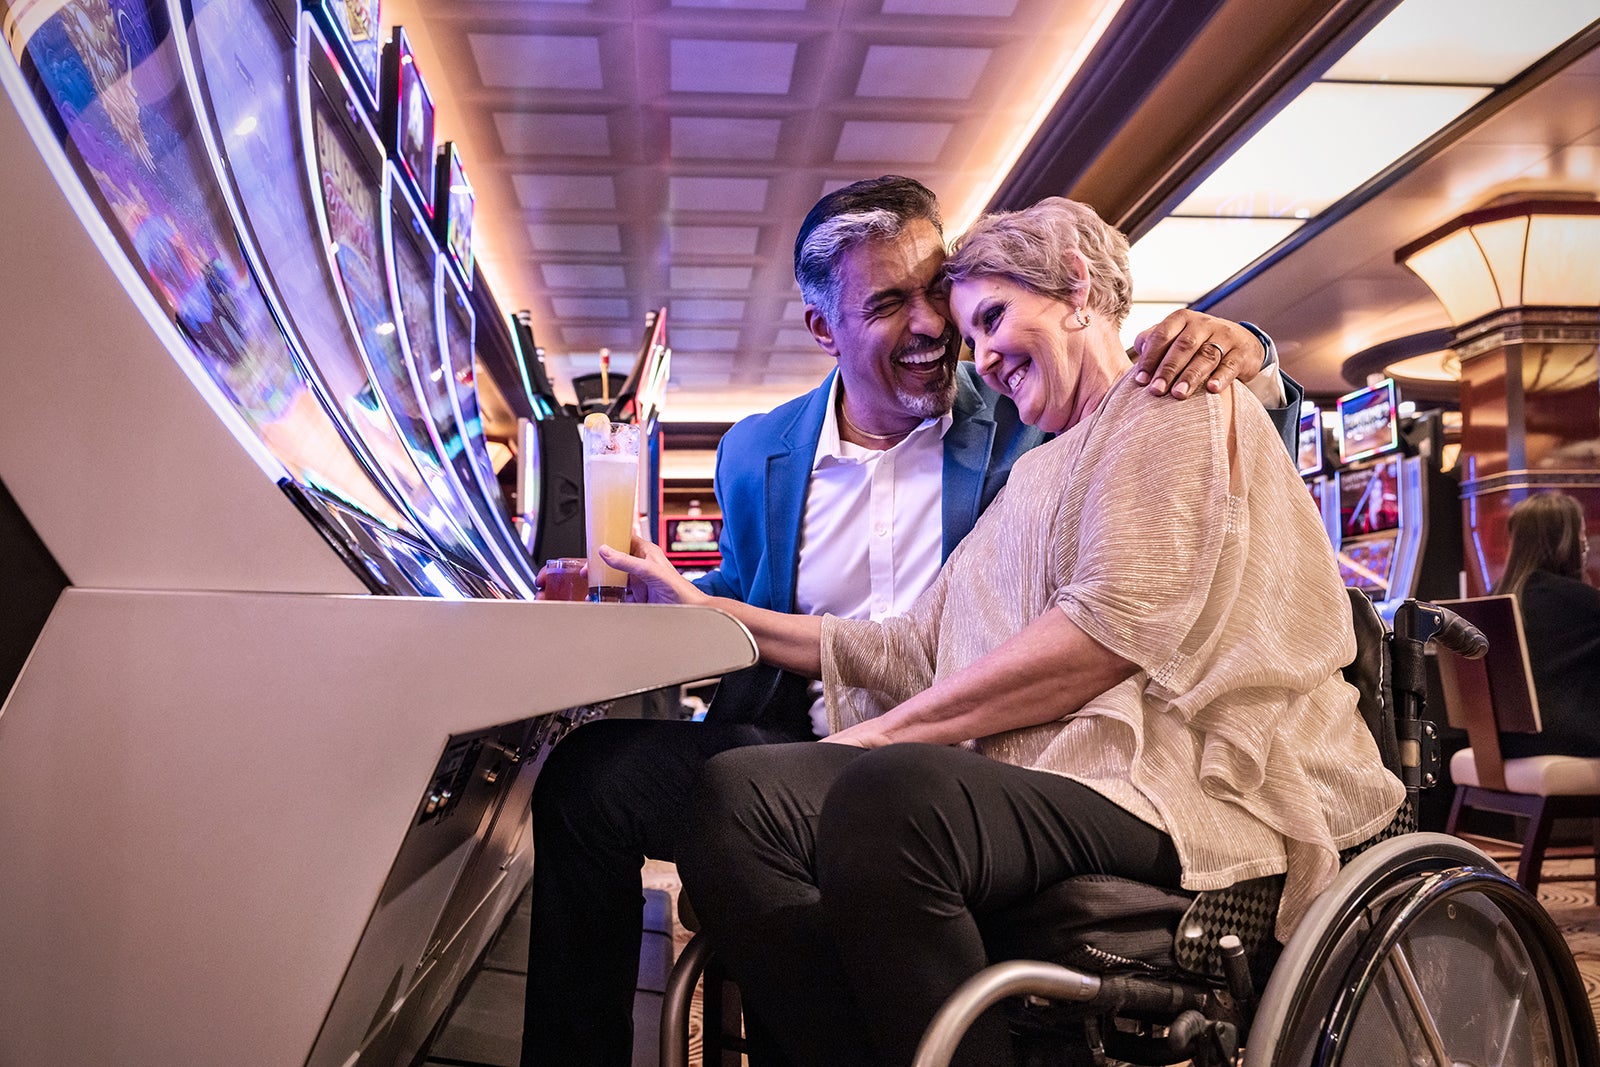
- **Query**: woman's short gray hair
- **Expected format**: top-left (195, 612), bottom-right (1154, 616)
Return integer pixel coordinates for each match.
top-left (944, 197), bottom-right (1132, 327)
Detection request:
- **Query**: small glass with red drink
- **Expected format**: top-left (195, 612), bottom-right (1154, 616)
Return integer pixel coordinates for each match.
top-left (540, 558), bottom-right (589, 602)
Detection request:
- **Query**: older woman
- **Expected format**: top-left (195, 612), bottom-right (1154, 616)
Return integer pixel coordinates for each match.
top-left (604, 198), bottom-right (1402, 1066)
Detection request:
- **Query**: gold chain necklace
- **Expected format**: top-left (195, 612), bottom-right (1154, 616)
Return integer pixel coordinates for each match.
top-left (838, 401), bottom-right (912, 443)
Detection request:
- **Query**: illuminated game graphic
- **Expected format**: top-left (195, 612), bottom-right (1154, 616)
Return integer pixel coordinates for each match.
top-left (1338, 379), bottom-right (1400, 463)
top-left (1338, 534), bottom-right (1399, 594)
top-left (1339, 455), bottom-right (1403, 539)
top-left (1297, 406), bottom-right (1323, 475)
top-left (667, 516), bottom-right (722, 553)
top-left (314, 0), bottom-right (381, 106)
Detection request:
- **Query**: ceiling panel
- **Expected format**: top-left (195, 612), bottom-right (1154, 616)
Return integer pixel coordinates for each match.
top-left (671, 116), bottom-right (784, 159)
top-left (495, 111), bottom-right (613, 155)
top-left (527, 222), bottom-right (626, 252)
top-left (856, 45), bottom-right (992, 99)
top-left (468, 33), bottom-right (607, 90)
top-left (668, 38), bottom-right (799, 94)
top-left (1209, 40), bottom-right (1600, 396)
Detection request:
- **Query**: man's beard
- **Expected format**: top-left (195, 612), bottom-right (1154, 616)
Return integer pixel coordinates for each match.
top-left (893, 335), bottom-right (959, 418)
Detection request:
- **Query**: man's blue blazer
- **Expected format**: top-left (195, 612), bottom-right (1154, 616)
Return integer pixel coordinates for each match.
top-left (692, 364), bottom-right (1045, 613)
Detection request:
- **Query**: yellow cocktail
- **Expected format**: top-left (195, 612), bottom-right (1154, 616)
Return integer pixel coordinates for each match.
top-left (582, 417), bottom-right (640, 602)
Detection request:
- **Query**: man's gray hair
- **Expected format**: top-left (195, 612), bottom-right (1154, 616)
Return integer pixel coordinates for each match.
top-left (795, 209), bottom-right (911, 323)
top-left (791, 176), bottom-right (943, 326)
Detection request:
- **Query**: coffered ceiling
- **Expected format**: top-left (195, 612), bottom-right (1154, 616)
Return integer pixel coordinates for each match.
top-left (384, 0), bottom-right (1132, 420)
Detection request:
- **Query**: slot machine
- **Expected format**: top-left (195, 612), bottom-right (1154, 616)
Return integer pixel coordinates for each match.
top-left (1297, 402), bottom-right (1339, 545)
top-left (1331, 379), bottom-right (1462, 619)
top-left (0, 4), bottom-right (753, 1066)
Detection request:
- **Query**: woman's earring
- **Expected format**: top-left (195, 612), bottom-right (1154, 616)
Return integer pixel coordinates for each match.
top-left (1074, 307), bottom-right (1091, 328)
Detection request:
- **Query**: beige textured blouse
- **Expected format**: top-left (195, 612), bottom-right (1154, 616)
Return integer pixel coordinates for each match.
top-left (820, 372), bottom-right (1404, 938)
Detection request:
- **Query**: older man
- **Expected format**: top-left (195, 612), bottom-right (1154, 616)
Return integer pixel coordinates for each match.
top-left (520, 176), bottom-right (1297, 1065)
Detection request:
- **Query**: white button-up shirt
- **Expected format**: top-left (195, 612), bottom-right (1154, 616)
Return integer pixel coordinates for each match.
top-left (794, 375), bottom-right (952, 624)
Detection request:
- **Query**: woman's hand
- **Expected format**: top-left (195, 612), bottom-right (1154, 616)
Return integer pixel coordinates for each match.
top-left (597, 535), bottom-right (710, 606)
top-left (820, 720), bottom-right (891, 748)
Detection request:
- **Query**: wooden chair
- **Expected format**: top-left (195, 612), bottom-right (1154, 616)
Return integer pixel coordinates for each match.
top-left (1436, 595), bottom-right (1600, 895)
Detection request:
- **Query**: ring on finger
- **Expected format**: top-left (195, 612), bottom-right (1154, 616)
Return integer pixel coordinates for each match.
top-left (1198, 340), bottom-right (1226, 361)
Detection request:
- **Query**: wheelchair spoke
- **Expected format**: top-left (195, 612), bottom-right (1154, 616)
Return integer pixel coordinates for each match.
top-left (1385, 942), bottom-right (1452, 1067)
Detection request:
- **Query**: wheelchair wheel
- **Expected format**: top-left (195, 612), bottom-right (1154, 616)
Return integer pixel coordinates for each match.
top-left (1247, 834), bottom-right (1597, 1067)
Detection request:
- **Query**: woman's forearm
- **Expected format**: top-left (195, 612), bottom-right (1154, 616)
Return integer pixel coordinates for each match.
top-left (837, 607), bottom-right (1136, 747)
top-left (712, 598), bottom-right (824, 678)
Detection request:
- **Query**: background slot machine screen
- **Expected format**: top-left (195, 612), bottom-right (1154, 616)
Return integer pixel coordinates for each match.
top-left (310, 0), bottom-right (381, 109)
top-left (1308, 474), bottom-right (1327, 511)
top-left (1297, 406), bottom-right (1323, 476)
top-left (383, 27), bottom-right (434, 217)
top-left (1338, 455), bottom-right (1403, 539)
top-left (1337, 379), bottom-right (1400, 464)
top-left (665, 516), bottom-right (723, 554)
top-left (1338, 534), bottom-right (1399, 595)
top-left (435, 142), bottom-right (475, 286)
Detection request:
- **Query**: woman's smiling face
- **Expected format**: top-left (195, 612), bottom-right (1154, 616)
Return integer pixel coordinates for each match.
top-left (950, 274), bottom-right (1084, 435)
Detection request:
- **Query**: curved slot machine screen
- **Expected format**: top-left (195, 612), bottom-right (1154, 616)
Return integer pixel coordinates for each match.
top-left (1338, 455), bottom-right (1403, 539)
top-left (1337, 379), bottom-right (1399, 464)
top-left (14, 0), bottom-right (412, 536)
top-left (439, 268), bottom-right (513, 520)
top-left (303, 25), bottom-right (501, 581)
top-left (389, 186), bottom-right (524, 586)
top-left (388, 193), bottom-right (471, 493)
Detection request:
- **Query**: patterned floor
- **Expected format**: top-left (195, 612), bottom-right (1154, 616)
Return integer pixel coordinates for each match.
top-left (1523, 856), bottom-right (1600, 1023)
top-left (660, 854), bottom-right (1600, 1066)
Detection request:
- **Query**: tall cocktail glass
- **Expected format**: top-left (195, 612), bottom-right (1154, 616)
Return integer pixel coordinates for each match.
top-left (581, 420), bottom-right (640, 602)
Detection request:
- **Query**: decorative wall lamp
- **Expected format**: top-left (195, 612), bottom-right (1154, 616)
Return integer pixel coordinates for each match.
top-left (1397, 197), bottom-right (1600, 332)
top-left (1395, 195), bottom-right (1600, 594)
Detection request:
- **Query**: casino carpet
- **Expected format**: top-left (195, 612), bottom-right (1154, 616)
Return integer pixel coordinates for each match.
top-left (661, 855), bottom-right (1600, 1067)
top-left (1527, 856), bottom-right (1600, 1023)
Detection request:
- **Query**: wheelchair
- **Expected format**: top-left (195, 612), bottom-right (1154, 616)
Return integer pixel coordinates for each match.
top-left (663, 594), bottom-right (1600, 1067)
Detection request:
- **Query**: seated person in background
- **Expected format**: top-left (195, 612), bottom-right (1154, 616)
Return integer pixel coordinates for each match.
top-left (604, 197), bottom-right (1403, 1067)
top-left (521, 176), bottom-right (1297, 1066)
top-left (1492, 492), bottom-right (1600, 759)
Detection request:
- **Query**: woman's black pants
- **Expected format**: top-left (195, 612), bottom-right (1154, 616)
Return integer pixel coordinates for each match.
top-left (676, 742), bottom-right (1183, 1067)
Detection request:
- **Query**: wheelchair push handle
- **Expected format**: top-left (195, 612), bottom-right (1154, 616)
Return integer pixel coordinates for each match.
top-left (1392, 600), bottom-right (1487, 660)
top-left (1389, 599), bottom-right (1486, 799)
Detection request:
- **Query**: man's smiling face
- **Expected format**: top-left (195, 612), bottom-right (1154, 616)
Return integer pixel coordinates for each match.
top-left (806, 218), bottom-right (959, 430)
